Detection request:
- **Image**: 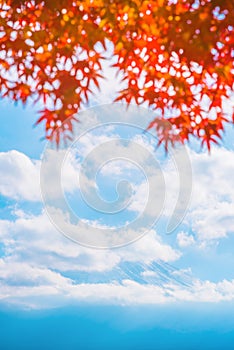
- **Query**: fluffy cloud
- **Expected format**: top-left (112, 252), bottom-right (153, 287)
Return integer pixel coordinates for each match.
top-left (0, 205), bottom-right (234, 309)
top-left (177, 232), bottom-right (195, 248)
top-left (0, 208), bottom-right (183, 308)
top-left (186, 147), bottom-right (234, 243)
top-left (1, 138), bottom-right (234, 308)
top-left (0, 259), bottom-right (71, 287)
top-left (1, 143), bottom-right (234, 245)
top-left (0, 150), bottom-right (40, 201)
top-left (0, 209), bottom-right (180, 271)
top-left (2, 272), bottom-right (234, 309)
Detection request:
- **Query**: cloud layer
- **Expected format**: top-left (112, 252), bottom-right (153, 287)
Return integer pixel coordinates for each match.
top-left (0, 141), bottom-right (234, 308)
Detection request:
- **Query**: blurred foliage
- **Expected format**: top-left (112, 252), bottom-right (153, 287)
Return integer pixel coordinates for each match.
top-left (0, 0), bottom-right (233, 149)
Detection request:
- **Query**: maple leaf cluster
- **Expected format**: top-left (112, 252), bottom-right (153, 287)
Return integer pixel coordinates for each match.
top-left (0, 0), bottom-right (233, 149)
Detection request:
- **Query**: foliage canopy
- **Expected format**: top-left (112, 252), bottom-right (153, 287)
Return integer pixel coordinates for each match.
top-left (0, 0), bottom-right (233, 149)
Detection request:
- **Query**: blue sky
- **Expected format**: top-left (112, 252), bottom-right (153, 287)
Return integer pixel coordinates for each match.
top-left (0, 72), bottom-right (234, 348)
top-left (2, 304), bottom-right (234, 350)
top-left (1, 304), bottom-right (234, 350)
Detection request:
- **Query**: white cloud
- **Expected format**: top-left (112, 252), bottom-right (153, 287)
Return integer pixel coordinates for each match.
top-left (0, 205), bottom-right (234, 309)
top-left (132, 146), bottom-right (234, 246)
top-left (177, 232), bottom-right (195, 248)
top-left (118, 230), bottom-right (180, 263)
top-left (0, 259), bottom-right (71, 286)
top-left (1, 135), bottom-right (234, 308)
top-left (2, 142), bottom-right (234, 245)
top-left (0, 209), bottom-right (180, 273)
top-left (186, 147), bottom-right (234, 244)
top-left (0, 208), bottom-right (183, 309)
top-left (2, 137), bottom-right (234, 246)
top-left (2, 272), bottom-right (234, 309)
top-left (141, 270), bottom-right (158, 277)
top-left (0, 150), bottom-right (40, 201)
